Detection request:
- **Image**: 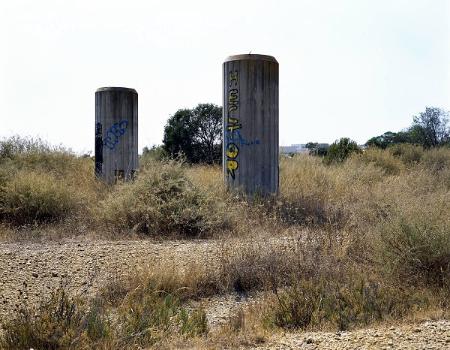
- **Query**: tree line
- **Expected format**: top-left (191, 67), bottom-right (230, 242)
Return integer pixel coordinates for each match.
top-left (144, 105), bottom-right (449, 164)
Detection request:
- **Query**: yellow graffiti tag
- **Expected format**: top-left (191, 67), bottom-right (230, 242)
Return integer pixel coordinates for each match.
top-left (229, 71), bottom-right (238, 87)
top-left (228, 104), bottom-right (238, 112)
top-left (226, 143), bottom-right (239, 159)
top-left (226, 71), bottom-right (239, 180)
top-left (226, 160), bottom-right (238, 179)
top-left (228, 89), bottom-right (238, 102)
top-left (227, 123), bottom-right (241, 132)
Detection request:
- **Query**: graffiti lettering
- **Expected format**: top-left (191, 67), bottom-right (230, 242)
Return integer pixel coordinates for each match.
top-left (104, 120), bottom-right (128, 150)
top-left (225, 69), bottom-right (263, 179)
top-left (226, 143), bottom-right (239, 158)
top-left (226, 129), bottom-right (260, 146)
top-left (229, 72), bottom-right (238, 87)
top-left (226, 160), bottom-right (238, 178)
top-left (95, 122), bottom-right (103, 176)
top-left (228, 88), bottom-right (239, 113)
top-left (226, 71), bottom-right (240, 179)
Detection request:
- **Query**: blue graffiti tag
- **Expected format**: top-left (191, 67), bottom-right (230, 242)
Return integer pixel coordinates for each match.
top-left (226, 129), bottom-right (260, 146)
top-left (104, 120), bottom-right (128, 150)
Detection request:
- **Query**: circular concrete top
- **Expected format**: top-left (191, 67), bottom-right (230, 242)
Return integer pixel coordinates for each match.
top-left (96, 87), bottom-right (137, 93)
top-left (224, 54), bottom-right (278, 63)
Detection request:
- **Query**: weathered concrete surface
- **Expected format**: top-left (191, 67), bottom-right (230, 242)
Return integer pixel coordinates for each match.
top-left (223, 54), bottom-right (279, 196)
top-left (95, 87), bottom-right (138, 183)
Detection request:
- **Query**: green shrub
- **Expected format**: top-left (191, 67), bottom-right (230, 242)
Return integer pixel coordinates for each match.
top-left (264, 275), bottom-right (429, 331)
top-left (324, 138), bottom-right (361, 164)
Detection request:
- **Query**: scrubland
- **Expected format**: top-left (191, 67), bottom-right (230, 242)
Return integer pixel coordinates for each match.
top-left (0, 137), bottom-right (449, 349)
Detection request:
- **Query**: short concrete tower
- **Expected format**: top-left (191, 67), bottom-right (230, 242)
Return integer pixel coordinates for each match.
top-left (223, 54), bottom-right (279, 196)
top-left (95, 87), bottom-right (138, 183)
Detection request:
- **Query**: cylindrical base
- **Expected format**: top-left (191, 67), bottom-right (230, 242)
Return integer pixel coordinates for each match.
top-left (95, 87), bottom-right (138, 184)
top-left (223, 54), bottom-right (279, 196)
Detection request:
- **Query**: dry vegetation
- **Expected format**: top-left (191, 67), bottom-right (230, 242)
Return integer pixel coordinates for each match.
top-left (1, 136), bottom-right (450, 349)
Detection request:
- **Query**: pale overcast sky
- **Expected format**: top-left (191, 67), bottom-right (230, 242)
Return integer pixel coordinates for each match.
top-left (1, 0), bottom-right (449, 153)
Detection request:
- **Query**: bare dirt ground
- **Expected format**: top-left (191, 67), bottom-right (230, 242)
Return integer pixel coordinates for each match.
top-left (254, 320), bottom-right (450, 349)
top-left (1, 238), bottom-right (449, 349)
top-left (0, 239), bottom-right (220, 320)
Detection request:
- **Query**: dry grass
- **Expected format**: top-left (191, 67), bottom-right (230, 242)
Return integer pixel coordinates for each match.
top-left (0, 268), bottom-right (209, 350)
top-left (1, 136), bottom-right (450, 348)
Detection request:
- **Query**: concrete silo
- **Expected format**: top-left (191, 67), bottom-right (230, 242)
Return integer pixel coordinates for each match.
top-left (95, 87), bottom-right (138, 183)
top-left (223, 54), bottom-right (279, 196)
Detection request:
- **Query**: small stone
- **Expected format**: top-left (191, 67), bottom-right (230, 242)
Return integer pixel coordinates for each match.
top-left (32, 272), bottom-right (38, 278)
top-left (306, 338), bottom-right (314, 344)
top-left (413, 328), bottom-right (422, 333)
top-left (51, 272), bottom-right (58, 277)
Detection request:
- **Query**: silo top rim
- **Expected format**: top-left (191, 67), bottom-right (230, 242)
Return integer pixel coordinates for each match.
top-left (96, 87), bottom-right (137, 93)
top-left (224, 54), bottom-right (278, 63)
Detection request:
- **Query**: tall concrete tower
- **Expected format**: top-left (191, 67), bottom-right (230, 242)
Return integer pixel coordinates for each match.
top-left (223, 54), bottom-right (279, 196)
top-left (95, 87), bottom-right (138, 184)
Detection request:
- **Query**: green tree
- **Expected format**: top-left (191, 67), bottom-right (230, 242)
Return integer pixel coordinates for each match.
top-left (411, 107), bottom-right (449, 148)
top-left (191, 104), bottom-right (222, 164)
top-left (367, 107), bottom-right (450, 149)
top-left (366, 131), bottom-right (398, 149)
top-left (163, 109), bottom-right (197, 161)
top-left (163, 104), bottom-right (222, 164)
top-left (324, 138), bottom-right (361, 164)
top-left (305, 142), bottom-right (329, 156)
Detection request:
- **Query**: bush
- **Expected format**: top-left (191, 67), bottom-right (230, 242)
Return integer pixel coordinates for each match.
top-left (389, 143), bottom-right (424, 165)
top-left (0, 275), bottom-right (208, 349)
top-left (0, 288), bottom-right (109, 350)
top-left (0, 136), bottom-right (53, 160)
top-left (354, 148), bottom-right (404, 175)
top-left (421, 147), bottom-right (450, 172)
top-left (118, 278), bottom-right (207, 347)
top-left (215, 243), bottom-right (299, 293)
top-left (324, 138), bottom-right (361, 164)
top-left (0, 136), bottom-right (102, 229)
top-left (264, 275), bottom-right (429, 331)
top-left (0, 170), bottom-right (80, 225)
top-left (99, 160), bottom-right (227, 237)
top-left (377, 206), bottom-right (450, 287)
top-left (141, 145), bottom-right (168, 163)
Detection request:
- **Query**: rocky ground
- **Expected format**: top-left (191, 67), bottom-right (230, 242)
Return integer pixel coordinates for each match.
top-left (0, 239), bottom-right (220, 321)
top-left (1, 238), bottom-right (449, 349)
top-left (256, 320), bottom-right (450, 349)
